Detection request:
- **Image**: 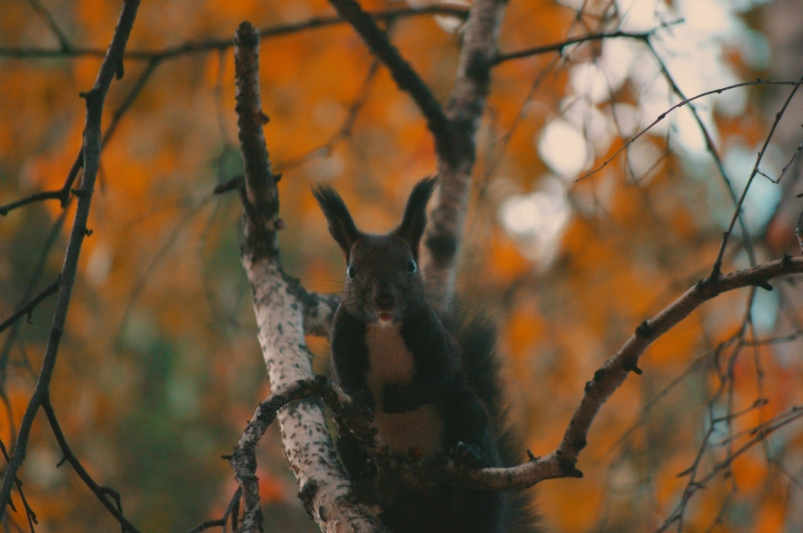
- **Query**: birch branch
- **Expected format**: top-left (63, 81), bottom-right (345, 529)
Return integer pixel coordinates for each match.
top-left (422, 0), bottom-right (507, 311)
top-left (233, 21), bottom-right (384, 533)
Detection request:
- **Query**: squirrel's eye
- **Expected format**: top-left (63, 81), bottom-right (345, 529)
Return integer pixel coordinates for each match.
top-left (347, 265), bottom-right (357, 279)
top-left (406, 259), bottom-right (417, 274)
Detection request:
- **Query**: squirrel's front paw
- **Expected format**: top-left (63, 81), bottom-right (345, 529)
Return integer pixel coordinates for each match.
top-left (450, 442), bottom-right (486, 468)
top-left (382, 382), bottom-right (412, 413)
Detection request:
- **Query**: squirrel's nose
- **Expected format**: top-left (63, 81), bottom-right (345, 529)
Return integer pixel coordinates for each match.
top-left (374, 291), bottom-right (395, 309)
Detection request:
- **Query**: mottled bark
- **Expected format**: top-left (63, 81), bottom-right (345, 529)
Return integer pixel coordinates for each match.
top-left (233, 22), bottom-right (384, 533)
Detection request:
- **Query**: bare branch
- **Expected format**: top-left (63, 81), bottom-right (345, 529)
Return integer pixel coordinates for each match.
top-left (24, 0), bottom-right (71, 51)
top-left (41, 399), bottom-right (138, 533)
top-left (0, 7), bottom-right (468, 61)
top-left (577, 79), bottom-right (803, 184)
top-left (711, 70), bottom-right (803, 277)
top-left (493, 21), bottom-right (682, 65)
top-left (0, 0), bottom-right (141, 518)
top-left (433, 256), bottom-right (803, 490)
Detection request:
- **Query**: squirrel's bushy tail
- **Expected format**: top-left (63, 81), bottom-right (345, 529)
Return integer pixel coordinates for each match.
top-left (450, 311), bottom-right (541, 533)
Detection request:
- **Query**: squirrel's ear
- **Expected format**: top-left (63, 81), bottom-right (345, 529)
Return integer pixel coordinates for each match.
top-left (312, 185), bottom-right (361, 259)
top-left (395, 177), bottom-right (437, 259)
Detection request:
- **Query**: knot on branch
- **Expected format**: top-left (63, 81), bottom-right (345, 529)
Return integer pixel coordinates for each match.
top-left (298, 479), bottom-right (320, 517)
top-left (635, 320), bottom-right (655, 340)
top-left (695, 277), bottom-right (722, 298)
top-left (555, 451), bottom-right (583, 479)
top-left (622, 360), bottom-right (643, 375)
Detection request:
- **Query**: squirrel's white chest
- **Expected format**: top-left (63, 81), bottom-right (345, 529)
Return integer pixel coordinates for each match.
top-left (364, 323), bottom-right (442, 456)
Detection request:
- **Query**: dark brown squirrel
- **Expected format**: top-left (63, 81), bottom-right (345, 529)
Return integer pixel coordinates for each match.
top-left (313, 177), bottom-right (538, 533)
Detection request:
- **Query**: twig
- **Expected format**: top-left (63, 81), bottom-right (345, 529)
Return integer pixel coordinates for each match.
top-left (0, 151), bottom-right (81, 216)
top-left (576, 79), bottom-right (803, 184)
top-left (101, 58), bottom-right (162, 148)
top-left (493, 21), bottom-right (682, 65)
top-left (0, 191), bottom-right (63, 217)
top-left (642, 40), bottom-right (755, 275)
top-left (0, 211), bottom-right (68, 392)
top-left (710, 70), bottom-right (803, 278)
top-left (0, 442), bottom-right (37, 532)
top-left (0, 0), bottom-right (141, 519)
top-left (24, 0), bottom-right (71, 51)
top-left (185, 488), bottom-right (242, 533)
top-left (0, 6), bottom-right (468, 61)
top-left (276, 58), bottom-right (381, 173)
top-left (0, 278), bottom-right (61, 335)
top-left (40, 399), bottom-right (139, 533)
top-left (0, 58), bottom-right (162, 218)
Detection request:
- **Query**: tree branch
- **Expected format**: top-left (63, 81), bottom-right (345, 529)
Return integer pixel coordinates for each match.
top-left (0, 277), bottom-right (60, 335)
top-left (233, 21), bottom-right (384, 533)
top-left (0, 0), bottom-right (141, 519)
top-left (421, 0), bottom-right (508, 311)
top-left (432, 256), bottom-right (803, 490)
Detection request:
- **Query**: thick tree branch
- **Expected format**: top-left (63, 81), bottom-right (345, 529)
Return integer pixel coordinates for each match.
top-left (422, 0), bottom-right (508, 311)
top-left (233, 22), bottom-right (384, 533)
top-left (0, 0), bottom-right (141, 519)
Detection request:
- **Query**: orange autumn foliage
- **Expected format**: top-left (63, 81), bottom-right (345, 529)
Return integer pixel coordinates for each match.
top-left (0, 0), bottom-right (801, 532)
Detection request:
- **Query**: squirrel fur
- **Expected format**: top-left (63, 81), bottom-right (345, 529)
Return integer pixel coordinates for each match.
top-left (313, 178), bottom-right (538, 533)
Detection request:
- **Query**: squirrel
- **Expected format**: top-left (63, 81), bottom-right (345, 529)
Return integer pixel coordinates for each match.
top-left (313, 177), bottom-right (538, 533)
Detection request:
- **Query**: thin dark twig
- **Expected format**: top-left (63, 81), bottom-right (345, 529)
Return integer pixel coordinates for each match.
top-left (102, 58), bottom-right (162, 148)
top-left (40, 399), bottom-right (139, 533)
top-left (276, 57), bottom-right (381, 172)
top-left (576, 79), bottom-right (803, 184)
top-left (24, 0), bottom-right (71, 51)
top-left (184, 488), bottom-right (242, 533)
top-left (0, 6), bottom-right (468, 61)
top-left (773, 138), bottom-right (803, 184)
top-left (0, 191), bottom-right (63, 217)
top-left (642, 39), bottom-right (756, 275)
top-left (0, 0), bottom-right (142, 518)
top-left (0, 58), bottom-right (161, 218)
top-left (0, 278), bottom-right (61, 335)
top-left (326, 0), bottom-right (455, 163)
top-left (710, 70), bottom-right (803, 277)
top-left (0, 210), bottom-right (68, 390)
top-left (0, 441), bottom-right (36, 532)
top-left (493, 20), bottom-right (682, 64)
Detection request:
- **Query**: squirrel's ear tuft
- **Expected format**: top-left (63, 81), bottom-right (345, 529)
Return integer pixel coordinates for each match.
top-left (396, 176), bottom-right (437, 259)
top-left (312, 184), bottom-right (361, 259)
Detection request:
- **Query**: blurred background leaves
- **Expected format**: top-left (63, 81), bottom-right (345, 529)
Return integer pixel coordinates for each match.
top-left (2, 0), bottom-right (803, 531)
